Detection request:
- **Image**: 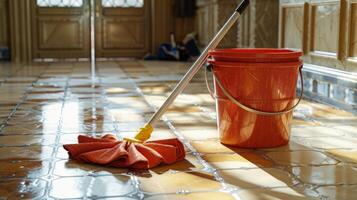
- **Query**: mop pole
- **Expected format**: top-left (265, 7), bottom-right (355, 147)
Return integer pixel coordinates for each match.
top-left (126, 0), bottom-right (250, 142)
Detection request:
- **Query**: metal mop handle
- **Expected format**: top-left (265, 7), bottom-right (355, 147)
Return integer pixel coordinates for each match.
top-left (129, 0), bottom-right (250, 142)
top-left (148, 0), bottom-right (250, 125)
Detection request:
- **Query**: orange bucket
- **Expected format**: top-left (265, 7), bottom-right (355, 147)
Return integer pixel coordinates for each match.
top-left (207, 48), bottom-right (303, 148)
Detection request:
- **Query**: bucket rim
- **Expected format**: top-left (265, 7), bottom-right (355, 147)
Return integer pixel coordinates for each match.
top-left (209, 48), bottom-right (302, 57)
top-left (208, 59), bottom-right (303, 68)
top-left (208, 48), bottom-right (302, 62)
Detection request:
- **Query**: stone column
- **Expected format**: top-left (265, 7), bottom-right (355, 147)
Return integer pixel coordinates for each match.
top-left (0, 0), bottom-right (9, 48)
top-left (196, 0), bottom-right (240, 48)
top-left (238, 0), bottom-right (279, 48)
top-left (9, 0), bottom-right (32, 63)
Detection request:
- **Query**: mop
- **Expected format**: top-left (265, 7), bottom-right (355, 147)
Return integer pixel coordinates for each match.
top-left (64, 0), bottom-right (250, 169)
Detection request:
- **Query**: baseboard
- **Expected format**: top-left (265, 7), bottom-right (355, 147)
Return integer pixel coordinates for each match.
top-left (298, 64), bottom-right (357, 115)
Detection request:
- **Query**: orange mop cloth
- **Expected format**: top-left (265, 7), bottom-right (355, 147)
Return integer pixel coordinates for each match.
top-left (63, 134), bottom-right (185, 169)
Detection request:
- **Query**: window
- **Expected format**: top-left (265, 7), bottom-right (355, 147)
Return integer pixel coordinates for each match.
top-left (101, 0), bottom-right (144, 8)
top-left (36, 0), bottom-right (83, 7)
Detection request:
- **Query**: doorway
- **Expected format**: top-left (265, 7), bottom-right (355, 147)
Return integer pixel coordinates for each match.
top-left (31, 0), bottom-right (151, 59)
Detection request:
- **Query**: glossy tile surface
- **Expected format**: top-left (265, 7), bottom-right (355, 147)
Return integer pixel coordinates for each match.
top-left (0, 61), bottom-right (356, 199)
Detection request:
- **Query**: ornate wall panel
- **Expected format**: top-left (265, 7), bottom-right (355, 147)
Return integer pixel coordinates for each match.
top-left (9, 0), bottom-right (194, 60)
top-left (102, 18), bottom-right (145, 49)
top-left (38, 18), bottom-right (84, 49)
top-left (97, 0), bottom-right (195, 57)
top-left (279, 0), bottom-right (356, 72)
top-left (31, 1), bottom-right (90, 58)
top-left (95, 0), bottom-right (150, 58)
top-left (278, 0), bottom-right (357, 111)
top-left (281, 6), bottom-right (304, 50)
top-left (310, 3), bottom-right (340, 55)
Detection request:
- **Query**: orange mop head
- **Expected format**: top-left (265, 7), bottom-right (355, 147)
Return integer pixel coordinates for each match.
top-left (63, 0), bottom-right (251, 170)
top-left (63, 134), bottom-right (185, 169)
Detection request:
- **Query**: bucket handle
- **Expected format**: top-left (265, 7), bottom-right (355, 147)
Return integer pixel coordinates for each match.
top-left (205, 64), bottom-right (304, 116)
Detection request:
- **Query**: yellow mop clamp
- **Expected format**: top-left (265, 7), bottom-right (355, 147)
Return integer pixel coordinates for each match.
top-left (124, 124), bottom-right (153, 143)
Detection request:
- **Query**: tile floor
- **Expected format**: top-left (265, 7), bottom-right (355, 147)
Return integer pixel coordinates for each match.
top-left (0, 61), bottom-right (356, 200)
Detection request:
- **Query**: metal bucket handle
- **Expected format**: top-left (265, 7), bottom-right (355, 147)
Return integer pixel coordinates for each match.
top-left (205, 64), bottom-right (304, 116)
